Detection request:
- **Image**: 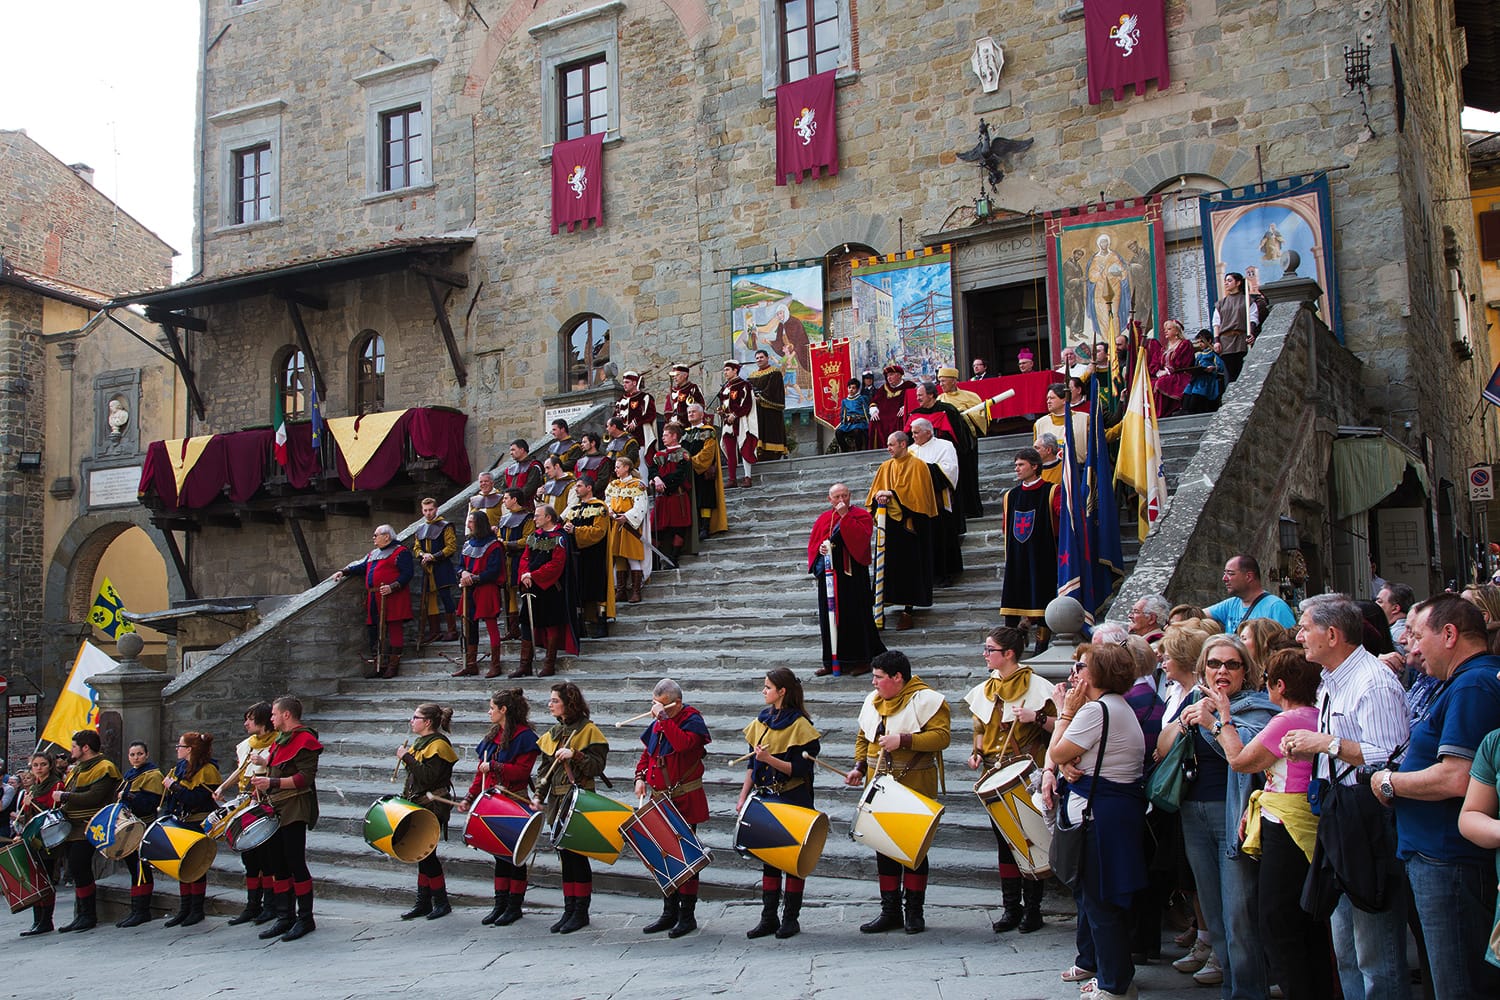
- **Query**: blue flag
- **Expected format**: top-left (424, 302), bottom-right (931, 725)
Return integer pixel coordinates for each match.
top-left (1056, 397), bottom-right (1091, 617)
top-left (1087, 378), bottom-right (1126, 611)
top-left (310, 378), bottom-right (325, 451)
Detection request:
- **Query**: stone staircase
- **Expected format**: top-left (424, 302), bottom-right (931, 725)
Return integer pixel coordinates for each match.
top-left (169, 415), bottom-right (1210, 909)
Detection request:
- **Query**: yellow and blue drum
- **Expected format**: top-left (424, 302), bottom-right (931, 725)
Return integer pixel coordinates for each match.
top-left (733, 795), bottom-right (828, 879)
top-left (363, 795), bottom-right (440, 863)
top-left (85, 802), bottom-right (145, 861)
top-left (140, 817), bottom-right (218, 882)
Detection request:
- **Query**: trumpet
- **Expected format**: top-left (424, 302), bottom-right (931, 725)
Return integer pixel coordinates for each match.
top-left (958, 388), bottom-right (1016, 423)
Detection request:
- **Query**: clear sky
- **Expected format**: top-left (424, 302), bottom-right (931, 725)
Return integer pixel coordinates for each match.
top-left (2, 3), bottom-right (201, 280)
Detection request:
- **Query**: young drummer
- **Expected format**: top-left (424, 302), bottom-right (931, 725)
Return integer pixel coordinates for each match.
top-left (533, 681), bottom-right (609, 935)
top-left (14, 752), bottom-right (64, 936)
top-left (219, 703), bottom-right (276, 927)
top-left (457, 688), bottom-right (540, 927)
top-left (397, 703), bottom-right (458, 921)
top-left (160, 731), bottom-right (221, 927)
top-left (635, 678), bottom-right (712, 938)
top-left (115, 741), bottom-right (165, 927)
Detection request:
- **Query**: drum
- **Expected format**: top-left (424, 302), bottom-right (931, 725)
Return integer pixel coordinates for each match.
top-left (21, 808), bottom-right (69, 852)
top-left (733, 794), bottom-right (828, 879)
top-left (548, 786), bottom-right (632, 865)
top-left (85, 802), bottom-right (145, 860)
top-left (974, 760), bottom-right (1052, 878)
top-left (201, 797), bottom-right (242, 840)
top-left (223, 800), bottom-right (280, 853)
top-left (849, 774), bottom-right (945, 870)
top-left (139, 817), bottom-right (218, 882)
top-left (363, 796), bottom-right (440, 863)
top-left (0, 840), bottom-right (53, 914)
top-left (462, 790), bottom-right (544, 865)
top-left (620, 796), bottom-right (713, 896)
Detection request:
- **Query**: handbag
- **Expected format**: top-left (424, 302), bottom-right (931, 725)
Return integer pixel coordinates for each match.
top-left (1300, 751), bottom-right (1403, 918)
top-left (1146, 729), bottom-right (1196, 812)
top-left (1050, 703), bottom-right (1109, 892)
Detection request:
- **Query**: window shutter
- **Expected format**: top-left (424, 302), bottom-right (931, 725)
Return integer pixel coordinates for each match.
top-left (1480, 210), bottom-right (1500, 261)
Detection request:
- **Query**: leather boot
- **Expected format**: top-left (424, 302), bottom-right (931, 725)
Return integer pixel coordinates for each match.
top-left (776, 891), bottom-right (803, 939)
top-left (668, 894), bottom-right (698, 938)
top-left (20, 897), bottom-right (54, 936)
top-left (992, 877), bottom-right (1024, 933)
top-left (452, 646), bottom-right (479, 677)
top-left (495, 889), bottom-right (525, 926)
top-left (859, 890), bottom-right (903, 933)
top-left (557, 893), bottom-right (590, 934)
top-left (642, 893), bottom-right (679, 934)
top-left (590, 614), bottom-right (609, 639)
top-left (504, 613), bottom-right (521, 641)
top-left (226, 885), bottom-right (262, 926)
top-left (57, 892), bottom-right (96, 933)
top-left (549, 897), bottom-right (577, 934)
top-left (439, 613), bottom-right (459, 642)
top-left (1018, 878), bottom-right (1045, 933)
top-left (281, 891), bottom-right (315, 941)
top-left (483, 647), bottom-right (504, 679)
top-left (747, 889), bottom-right (780, 939)
top-left (252, 891), bottom-right (280, 925)
top-left (401, 887), bottom-right (433, 920)
top-left (380, 651), bottom-right (402, 679)
top-left (628, 570), bottom-right (643, 604)
top-left (539, 633), bottom-right (559, 677)
top-left (117, 891), bottom-right (155, 928)
top-left (180, 890), bottom-right (205, 927)
top-left (615, 570), bottom-right (627, 601)
top-left (903, 890), bottom-right (926, 934)
top-left (362, 653), bottom-right (383, 679)
top-left (426, 887), bottom-right (451, 920)
top-left (481, 891), bottom-right (508, 926)
top-left (507, 641), bottom-right (534, 679)
top-left (163, 889), bottom-right (192, 928)
top-left (421, 615), bottom-right (441, 644)
top-left (258, 893), bottom-right (295, 938)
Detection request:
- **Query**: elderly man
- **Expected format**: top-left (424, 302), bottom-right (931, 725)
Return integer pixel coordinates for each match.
top-left (1282, 594), bottom-right (1410, 1000)
top-left (909, 418), bottom-right (963, 587)
top-left (1370, 595), bottom-right (1500, 998)
top-left (808, 483), bottom-right (886, 677)
top-left (1205, 555), bottom-right (1296, 632)
top-left (635, 678), bottom-right (712, 938)
top-left (1016, 348), bottom-right (1036, 374)
top-left (1375, 582), bottom-right (1414, 654)
top-left (334, 523), bottom-right (414, 678)
top-left (614, 371), bottom-right (659, 451)
top-left (909, 380), bottom-right (981, 518)
top-left (1127, 594), bottom-right (1170, 645)
top-left (1034, 433), bottom-right (1063, 485)
top-left (866, 431), bottom-right (938, 631)
top-left (470, 471), bottom-right (503, 521)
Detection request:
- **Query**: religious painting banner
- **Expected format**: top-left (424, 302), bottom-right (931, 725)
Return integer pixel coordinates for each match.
top-left (809, 338), bottom-right (853, 429)
top-left (848, 246), bottom-right (954, 380)
top-left (776, 69), bottom-right (838, 185)
top-left (1044, 198), bottom-right (1167, 363)
top-left (551, 132), bottom-right (604, 234)
top-left (1083, 0), bottom-right (1170, 104)
top-left (730, 261), bottom-right (824, 410)
top-left (1199, 172), bottom-right (1342, 340)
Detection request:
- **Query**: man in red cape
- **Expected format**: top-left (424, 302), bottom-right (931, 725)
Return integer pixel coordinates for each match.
top-left (807, 482), bottom-right (886, 677)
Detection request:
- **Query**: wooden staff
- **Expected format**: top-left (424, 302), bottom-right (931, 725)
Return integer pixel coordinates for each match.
top-left (802, 750), bottom-right (853, 779)
top-left (376, 590), bottom-right (389, 676)
top-left (614, 708), bottom-right (654, 728)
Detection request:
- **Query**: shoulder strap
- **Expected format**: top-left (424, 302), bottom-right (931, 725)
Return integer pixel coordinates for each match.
top-left (1244, 591), bottom-right (1271, 618)
top-left (1082, 700), bottom-right (1110, 822)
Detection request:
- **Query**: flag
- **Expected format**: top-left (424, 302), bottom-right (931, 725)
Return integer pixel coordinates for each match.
top-left (1116, 347), bottom-right (1168, 540)
top-left (1056, 396), bottom-right (1091, 614)
top-left (1485, 359), bottom-right (1500, 408)
top-left (310, 377), bottom-right (325, 452)
top-left (775, 69), bottom-right (838, 185)
top-left (88, 577), bottom-right (136, 639)
top-left (38, 641), bottom-right (115, 748)
top-left (809, 338), bottom-right (852, 430)
top-left (1083, 0), bottom-right (1170, 105)
top-left (1086, 377), bottom-right (1126, 607)
top-left (551, 132), bottom-right (605, 234)
top-left (272, 378), bottom-right (288, 467)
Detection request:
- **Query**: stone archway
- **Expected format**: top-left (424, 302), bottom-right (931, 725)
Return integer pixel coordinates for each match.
top-left (44, 512), bottom-right (188, 639)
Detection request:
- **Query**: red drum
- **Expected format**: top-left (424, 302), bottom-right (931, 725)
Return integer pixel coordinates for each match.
top-left (620, 796), bottom-right (712, 896)
top-left (223, 799), bottom-right (280, 853)
top-left (0, 840), bottom-right (53, 914)
top-left (462, 790), bottom-right (544, 865)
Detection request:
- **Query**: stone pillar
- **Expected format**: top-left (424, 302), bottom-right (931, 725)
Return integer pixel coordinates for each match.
top-left (87, 633), bottom-right (170, 765)
top-left (1023, 595), bottom-right (1088, 683)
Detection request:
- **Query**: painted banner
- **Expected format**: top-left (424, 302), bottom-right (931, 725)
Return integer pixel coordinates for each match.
top-left (809, 338), bottom-right (853, 429)
top-left (1045, 198), bottom-right (1167, 362)
top-left (730, 262), bottom-right (823, 411)
top-left (551, 132), bottom-right (604, 234)
top-left (1084, 0), bottom-right (1170, 104)
top-left (848, 246), bottom-right (954, 379)
top-left (39, 641), bottom-right (114, 748)
top-left (775, 69), bottom-right (838, 185)
top-left (1200, 172), bottom-right (1341, 340)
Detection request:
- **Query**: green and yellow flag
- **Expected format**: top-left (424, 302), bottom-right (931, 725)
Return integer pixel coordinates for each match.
top-left (88, 577), bottom-right (136, 638)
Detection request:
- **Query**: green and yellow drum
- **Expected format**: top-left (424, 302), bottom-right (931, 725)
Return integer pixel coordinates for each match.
top-left (549, 787), bottom-right (631, 864)
top-left (363, 795), bottom-right (440, 863)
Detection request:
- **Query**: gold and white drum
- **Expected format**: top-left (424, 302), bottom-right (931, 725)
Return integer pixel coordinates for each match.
top-left (849, 774), bottom-right (944, 870)
top-left (974, 759), bottom-right (1052, 878)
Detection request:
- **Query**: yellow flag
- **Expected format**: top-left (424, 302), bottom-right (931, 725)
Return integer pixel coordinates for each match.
top-left (88, 576), bottom-right (136, 638)
top-left (39, 642), bottom-right (115, 747)
top-left (1115, 348), bottom-right (1167, 541)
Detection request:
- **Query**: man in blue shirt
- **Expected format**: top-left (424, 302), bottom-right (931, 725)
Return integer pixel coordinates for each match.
top-left (1204, 555), bottom-right (1296, 632)
top-left (1371, 593), bottom-right (1500, 997)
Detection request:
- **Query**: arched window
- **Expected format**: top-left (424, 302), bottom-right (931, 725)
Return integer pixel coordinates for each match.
top-left (563, 314), bottom-right (611, 391)
top-left (354, 331), bottom-right (385, 414)
top-left (277, 347), bottom-right (307, 420)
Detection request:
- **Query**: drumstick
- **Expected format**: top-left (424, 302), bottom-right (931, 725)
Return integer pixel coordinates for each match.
top-left (802, 751), bottom-right (853, 777)
top-left (535, 755), bottom-right (565, 789)
top-left (727, 750), bottom-right (754, 765)
top-left (613, 708), bottom-right (654, 728)
top-left (423, 794), bottom-right (466, 808)
top-left (391, 743), bottom-right (408, 782)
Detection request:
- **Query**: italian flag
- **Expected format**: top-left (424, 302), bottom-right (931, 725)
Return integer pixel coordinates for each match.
top-left (272, 379), bottom-right (288, 467)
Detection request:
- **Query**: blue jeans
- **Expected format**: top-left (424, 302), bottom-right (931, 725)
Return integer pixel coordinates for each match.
top-left (1180, 798), bottom-right (1268, 1000)
top-left (1330, 883), bottom-right (1409, 1000)
top-left (1406, 853), bottom-right (1500, 999)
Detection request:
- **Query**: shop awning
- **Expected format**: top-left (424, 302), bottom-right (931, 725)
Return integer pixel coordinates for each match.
top-left (1332, 435), bottom-right (1431, 520)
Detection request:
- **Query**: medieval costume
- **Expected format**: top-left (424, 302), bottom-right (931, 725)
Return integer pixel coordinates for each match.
top-left (717, 362), bottom-right (759, 485)
top-left (455, 516), bottom-right (505, 678)
top-left (909, 393), bottom-right (981, 519)
top-left (58, 751), bottom-right (123, 932)
top-left (682, 417), bottom-right (728, 541)
top-left (500, 456), bottom-right (544, 502)
top-left (341, 536), bottom-right (414, 678)
top-left (546, 434), bottom-right (582, 471)
top-left (563, 491), bottom-right (614, 635)
top-left (636, 701), bottom-right (712, 938)
top-left (258, 721), bottom-right (323, 942)
top-left (666, 365), bottom-right (706, 424)
top-left (464, 714), bottom-right (540, 926)
top-left (741, 705), bottom-right (822, 938)
top-left (908, 432), bottom-right (964, 585)
top-left (869, 365), bottom-right (916, 448)
top-left (999, 477), bottom-right (1060, 625)
top-left (115, 755), bottom-right (165, 927)
top-left (539, 472), bottom-right (577, 519)
top-left (516, 525), bottom-right (579, 677)
top-left (647, 439), bottom-right (693, 566)
top-left (398, 728), bottom-right (458, 921)
top-left (536, 713), bottom-right (609, 934)
top-left (747, 360), bottom-right (787, 460)
top-left (605, 466), bottom-right (651, 604)
top-left (614, 373), bottom-right (659, 452)
top-left (865, 446), bottom-right (939, 629)
top-left (160, 746), bottom-right (220, 927)
top-left (496, 505), bottom-right (535, 638)
top-left (807, 503), bottom-right (886, 676)
top-left (412, 512), bottom-right (459, 642)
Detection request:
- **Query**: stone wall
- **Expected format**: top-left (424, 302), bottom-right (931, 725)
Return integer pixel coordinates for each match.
top-left (0, 287), bottom-right (48, 687)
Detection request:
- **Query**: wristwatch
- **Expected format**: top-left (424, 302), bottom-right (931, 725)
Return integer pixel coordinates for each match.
top-left (1378, 773), bottom-right (1395, 800)
top-left (1326, 736), bottom-right (1341, 760)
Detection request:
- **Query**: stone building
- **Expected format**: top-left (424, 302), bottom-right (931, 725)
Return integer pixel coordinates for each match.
top-left (0, 130), bottom-right (184, 706)
top-left (117, 0), bottom-right (1494, 602)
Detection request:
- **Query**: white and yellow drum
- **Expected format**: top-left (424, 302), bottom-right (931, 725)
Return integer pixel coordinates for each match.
top-left (849, 774), bottom-right (944, 870)
top-left (974, 759), bottom-right (1051, 878)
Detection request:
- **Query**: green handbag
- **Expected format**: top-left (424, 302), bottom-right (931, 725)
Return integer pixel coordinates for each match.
top-left (1146, 728), bottom-right (1196, 812)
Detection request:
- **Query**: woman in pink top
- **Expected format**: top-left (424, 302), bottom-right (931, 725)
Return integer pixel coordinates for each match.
top-left (1201, 648), bottom-right (1327, 1000)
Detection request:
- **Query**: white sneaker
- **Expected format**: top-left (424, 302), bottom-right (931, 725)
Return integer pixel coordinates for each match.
top-left (1172, 939), bottom-right (1212, 973)
top-left (1192, 952), bottom-right (1224, 986)
top-left (1079, 980), bottom-right (1138, 999)
top-left (1269, 987), bottom-right (1284, 999)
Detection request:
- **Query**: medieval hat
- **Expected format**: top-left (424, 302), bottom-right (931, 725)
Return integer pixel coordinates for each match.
top-left (937, 366), bottom-right (960, 379)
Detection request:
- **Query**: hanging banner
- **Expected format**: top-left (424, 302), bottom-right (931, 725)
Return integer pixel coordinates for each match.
top-left (729, 262), bottom-right (824, 411)
top-left (39, 642), bottom-right (114, 748)
top-left (551, 132), bottom-right (605, 234)
top-left (1045, 198), bottom-right (1168, 362)
top-left (1084, 0), bottom-right (1171, 104)
top-left (809, 338), bottom-right (853, 429)
top-left (775, 69), bottom-right (838, 185)
top-left (1199, 173), bottom-right (1341, 341)
top-left (848, 246), bottom-right (954, 379)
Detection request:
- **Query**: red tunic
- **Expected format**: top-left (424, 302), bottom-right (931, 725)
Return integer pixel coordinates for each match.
top-left (354, 546), bottom-right (413, 623)
top-left (806, 505), bottom-right (875, 572)
top-left (635, 705), bottom-right (711, 824)
top-left (461, 539), bottom-right (504, 619)
top-left (647, 444), bottom-right (693, 529)
top-left (870, 379), bottom-right (915, 445)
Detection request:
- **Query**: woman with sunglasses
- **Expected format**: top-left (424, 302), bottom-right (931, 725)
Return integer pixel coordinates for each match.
top-left (161, 731), bottom-right (221, 927)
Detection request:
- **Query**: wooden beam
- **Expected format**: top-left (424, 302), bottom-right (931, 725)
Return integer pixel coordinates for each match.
top-left (273, 288), bottom-right (329, 311)
top-left (144, 307), bottom-right (208, 332)
top-left (284, 298), bottom-right (328, 397)
top-left (154, 320), bottom-right (208, 421)
top-left (157, 526), bottom-right (198, 601)
top-left (287, 518), bottom-right (320, 587)
top-left (424, 274), bottom-right (468, 387)
top-left (411, 262), bottom-right (469, 288)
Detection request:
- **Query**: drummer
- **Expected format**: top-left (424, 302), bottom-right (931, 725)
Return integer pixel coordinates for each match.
top-left (13, 752), bottom-right (64, 936)
top-left (52, 730), bottom-right (122, 934)
top-left (843, 650), bottom-right (951, 935)
top-left (397, 703), bottom-right (458, 921)
top-left (634, 678), bottom-right (712, 938)
top-left (115, 741), bottom-right (165, 928)
top-left (457, 688), bottom-right (540, 927)
top-left (160, 732), bottom-right (221, 928)
top-left (533, 681), bottom-right (609, 935)
top-left (964, 626), bottom-right (1056, 935)
top-left (250, 695), bottom-right (323, 942)
top-left (736, 667), bottom-right (821, 940)
top-left (220, 702), bottom-right (276, 928)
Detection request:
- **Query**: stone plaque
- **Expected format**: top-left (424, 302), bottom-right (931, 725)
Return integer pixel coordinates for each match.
top-left (89, 465), bottom-right (144, 508)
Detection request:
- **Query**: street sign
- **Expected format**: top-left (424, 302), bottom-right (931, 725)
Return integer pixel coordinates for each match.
top-left (1470, 465), bottom-right (1494, 501)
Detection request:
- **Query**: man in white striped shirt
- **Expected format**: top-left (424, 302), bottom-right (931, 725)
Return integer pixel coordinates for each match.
top-left (1282, 594), bottom-right (1410, 1000)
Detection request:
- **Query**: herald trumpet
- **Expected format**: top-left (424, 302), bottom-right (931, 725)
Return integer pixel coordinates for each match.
top-left (959, 389), bottom-right (1016, 423)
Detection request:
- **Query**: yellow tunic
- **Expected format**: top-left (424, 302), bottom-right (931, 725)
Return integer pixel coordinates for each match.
top-left (939, 387), bottom-right (989, 435)
top-left (865, 450), bottom-right (938, 522)
top-left (854, 677), bottom-right (951, 798)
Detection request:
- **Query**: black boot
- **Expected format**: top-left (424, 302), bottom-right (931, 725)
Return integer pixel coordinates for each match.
top-left (426, 887), bottom-right (451, 920)
top-left (549, 897), bottom-right (576, 934)
top-left (642, 893), bottom-right (680, 934)
top-left (20, 897), bottom-right (54, 936)
top-left (668, 894), bottom-right (698, 938)
top-left (747, 889), bottom-right (780, 939)
top-left (57, 892), bottom-right (96, 933)
top-left (776, 891), bottom-right (803, 939)
top-left (252, 895), bottom-right (280, 924)
top-left (557, 894), bottom-right (590, 934)
top-left (481, 891), bottom-right (508, 926)
top-left (280, 891), bottom-right (315, 941)
top-left (400, 887), bottom-right (432, 920)
top-left (903, 890), bottom-right (926, 934)
top-left (180, 891), bottom-right (205, 927)
top-left (859, 890), bottom-right (903, 933)
top-left (495, 891), bottom-right (525, 926)
top-left (162, 890), bottom-right (192, 928)
top-left (117, 892), bottom-right (155, 928)
top-left (991, 877), bottom-right (1025, 933)
top-left (226, 886), bottom-right (263, 926)
top-left (1018, 878), bottom-right (1045, 933)
top-left (258, 893), bottom-right (295, 939)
